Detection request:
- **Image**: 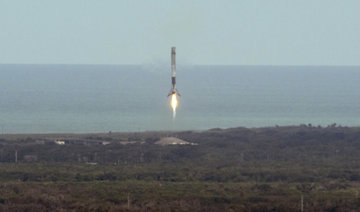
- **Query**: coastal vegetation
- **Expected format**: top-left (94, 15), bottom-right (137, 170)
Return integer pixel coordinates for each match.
top-left (0, 125), bottom-right (360, 211)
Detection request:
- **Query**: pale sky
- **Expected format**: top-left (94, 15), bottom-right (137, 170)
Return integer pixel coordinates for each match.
top-left (0, 0), bottom-right (359, 65)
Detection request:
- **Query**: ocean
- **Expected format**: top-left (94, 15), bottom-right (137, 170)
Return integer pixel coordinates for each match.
top-left (0, 64), bottom-right (359, 133)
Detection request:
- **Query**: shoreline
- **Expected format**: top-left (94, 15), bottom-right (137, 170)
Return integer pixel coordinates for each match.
top-left (0, 123), bottom-right (357, 137)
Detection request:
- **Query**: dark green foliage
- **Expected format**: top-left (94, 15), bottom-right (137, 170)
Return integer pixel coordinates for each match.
top-left (0, 125), bottom-right (360, 210)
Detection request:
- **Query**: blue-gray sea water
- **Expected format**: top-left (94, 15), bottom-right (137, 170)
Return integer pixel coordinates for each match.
top-left (0, 64), bottom-right (359, 133)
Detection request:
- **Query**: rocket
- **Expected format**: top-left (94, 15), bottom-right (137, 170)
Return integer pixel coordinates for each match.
top-left (168, 47), bottom-right (181, 97)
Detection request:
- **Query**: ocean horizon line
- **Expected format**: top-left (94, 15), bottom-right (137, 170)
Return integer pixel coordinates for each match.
top-left (0, 63), bottom-right (359, 67)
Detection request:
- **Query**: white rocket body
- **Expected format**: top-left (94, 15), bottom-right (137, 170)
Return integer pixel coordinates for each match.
top-left (168, 47), bottom-right (180, 97)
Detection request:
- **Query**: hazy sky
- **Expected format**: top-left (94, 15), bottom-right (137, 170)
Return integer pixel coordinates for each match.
top-left (0, 0), bottom-right (359, 65)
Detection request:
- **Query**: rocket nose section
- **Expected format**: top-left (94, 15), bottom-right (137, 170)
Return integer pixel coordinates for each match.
top-left (171, 47), bottom-right (176, 54)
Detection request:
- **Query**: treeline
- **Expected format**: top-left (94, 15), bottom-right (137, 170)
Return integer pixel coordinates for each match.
top-left (0, 125), bottom-right (360, 211)
top-left (1, 125), bottom-right (360, 164)
top-left (1, 125), bottom-right (360, 183)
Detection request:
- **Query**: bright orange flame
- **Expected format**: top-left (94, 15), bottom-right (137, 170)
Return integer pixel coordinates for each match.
top-left (171, 93), bottom-right (178, 118)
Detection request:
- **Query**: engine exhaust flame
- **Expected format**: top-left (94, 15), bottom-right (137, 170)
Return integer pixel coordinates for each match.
top-left (171, 93), bottom-right (178, 118)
